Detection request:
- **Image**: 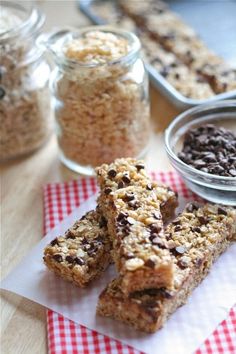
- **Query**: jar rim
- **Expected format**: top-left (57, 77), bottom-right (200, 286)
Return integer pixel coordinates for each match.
top-left (0, 0), bottom-right (45, 43)
top-left (43, 26), bottom-right (141, 70)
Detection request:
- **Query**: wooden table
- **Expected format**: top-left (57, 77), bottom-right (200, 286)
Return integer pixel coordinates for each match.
top-left (0, 2), bottom-right (180, 353)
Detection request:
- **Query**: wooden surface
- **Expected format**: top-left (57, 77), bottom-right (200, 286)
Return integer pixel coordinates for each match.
top-left (0, 2), bottom-right (179, 353)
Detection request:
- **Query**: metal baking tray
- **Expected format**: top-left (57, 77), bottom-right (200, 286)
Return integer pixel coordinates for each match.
top-left (78, 0), bottom-right (236, 110)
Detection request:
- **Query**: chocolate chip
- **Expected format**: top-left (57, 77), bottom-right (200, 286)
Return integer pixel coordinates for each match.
top-left (83, 244), bottom-right (91, 251)
top-left (95, 235), bottom-right (104, 243)
top-left (174, 225), bottom-right (182, 232)
top-left (217, 207), bottom-right (227, 216)
top-left (150, 236), bottom-right (166, 248)
top-left (175, 72), bottom-right (180, 79)
top-left (81, 237), bottom-right (88, 245)
top-left (159, 288), bottom-right (173, 299)
top-left (126, 252), bottom-right (134, 259)
top-left (122, 175), bottom-right (130, 184)
top-left (193, 159), bottom-right (206, 168)
top-left (123, 193), bottom-right (135, 202)
top-left (99, 216), bottom-right (107, 228)
top-left (87, 247), bottom-right (98, 256)
top-left (117, 211), bottom-right (128, 222)
top-left (203, 153), bottom-right (216, 163)
top-left (229, 169), bottom-right (236, 177)
top-left (153, 211), bottom-right (161, 219)
top-left (178, 124), bottom-right (236, 177)
top-left (122, 225), bottom-right (130, 236)
top-left (74, 257), bottom-right (85, 265)
top-left (128, 200), bottom-right (139, 209)
top-left (104, 187), bottom-right (112, 195)
top-left (0, 86), bottom-right (5, 100)
top-left (166, 232), bottom-right (172, 240)
top-left (195, 258), bottom-right (203, 267)
top-left (172, 220), bottom-right (180, 226)
top-left (177, 259), bottom-right (188, 269)
top-left (192, 226), bottom-right (201, 233)
top-left (160, 66), bottom-right (170, 77)
top-left (135, 163), bottom-right (145, 171)
top-left (65, 255), bottom-right (74, 263)
top-left (53, 254), bottom-right (63, 262)
top-left (149, 224), bottom-right (162, 234)
top-left (66, 231), bottom-right (75, 239)
top-left (145, 259), bottom-right (156, 268)
top-left (118, 181), bottom-right (125, 189)
top-left (108, 169), bottom-right (116, 178)
top-left (186, 202), bottom-right (199, 213)
top-left (198, 216), bottom-right (208, 225)
top-left (50, 238), bottom-right (59, 246)
top-left (146, 183), bottom-right (153, 190)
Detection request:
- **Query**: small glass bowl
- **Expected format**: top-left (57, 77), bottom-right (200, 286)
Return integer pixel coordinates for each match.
top-left (165, 100), bottom-right (236, 206)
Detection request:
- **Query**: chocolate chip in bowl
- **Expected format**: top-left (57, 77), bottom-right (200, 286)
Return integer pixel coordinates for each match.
top-left (165, 100), bottom-right (236, 205)
top-left (178, 124), bottom-right (236, 177)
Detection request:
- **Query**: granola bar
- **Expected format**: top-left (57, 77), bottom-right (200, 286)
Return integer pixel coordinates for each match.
top-left (119, 0), bottom-right (168, 25)
top-left (97, 203), bottom-right (236, 332)
top-left (96, 158), bottom-right (178, 294)
top-left (120, 0), bottom-right (236, 95)
top-left (140, 33), bottom-right (214, 99)
top-left (44, 158), bottom-right (178, 288)
top-left (43, 210), bottom-right (112, 287)
top-left (96, 158), bottom-right (178, 221)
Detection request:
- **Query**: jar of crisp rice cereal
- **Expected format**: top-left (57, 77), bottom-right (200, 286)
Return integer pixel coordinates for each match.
top-left (45, 26), bottom-right (150, 175)
top-left (0, 1), bottom-right (52, 161)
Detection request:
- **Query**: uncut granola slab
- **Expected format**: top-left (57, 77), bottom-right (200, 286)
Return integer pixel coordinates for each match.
top-left (97, 203), bottom-right (236, 332)
top-left (43, 210), bottom-right (111, 287)
top-left (96, 158), bottom-right (178, 293)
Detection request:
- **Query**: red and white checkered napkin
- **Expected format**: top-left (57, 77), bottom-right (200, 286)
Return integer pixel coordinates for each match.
top-left (43, 171), bottom-right (236, 354)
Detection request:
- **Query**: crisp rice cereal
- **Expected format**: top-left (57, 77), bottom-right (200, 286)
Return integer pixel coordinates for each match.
top-left (55, 30), bottom-right (150, 167)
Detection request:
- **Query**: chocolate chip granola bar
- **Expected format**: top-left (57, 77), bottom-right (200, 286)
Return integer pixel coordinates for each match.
top-left (96, 158), bottom-right (178, 294)
top-left (97, 203), bottom-right (236, 332)
top-left (119, 0), bottom-right (236, 95)
top-left (43, 210), bottom-right (112, 287)
top-left (140, 33), bottom-right (214, 99)
top-left (96, 158), bottom-right (178, 222)
top-left (44, 158), bottom-right (178, 288)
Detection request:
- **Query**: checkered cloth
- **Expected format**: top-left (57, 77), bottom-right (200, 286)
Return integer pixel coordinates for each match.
top-left (43, 171), bottom-right (236, 354)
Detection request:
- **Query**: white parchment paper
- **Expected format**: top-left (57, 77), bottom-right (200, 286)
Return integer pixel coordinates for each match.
top-left (1, 195), bottom-right (236, 354)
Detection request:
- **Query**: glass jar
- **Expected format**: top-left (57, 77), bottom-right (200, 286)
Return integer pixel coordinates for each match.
top-left (46, 26), bottom-right (150, 175)
top-left (0, 1), bottom-right (52, 161)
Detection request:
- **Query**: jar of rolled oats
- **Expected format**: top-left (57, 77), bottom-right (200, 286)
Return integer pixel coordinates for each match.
top-left (0, 1), bottom-right (52, 161)
top-left (46, 26), bottom-right (150, 175)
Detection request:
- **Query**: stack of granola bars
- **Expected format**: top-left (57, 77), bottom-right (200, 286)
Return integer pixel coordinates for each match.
top-left (43, 158), bottom-right (236, 332)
